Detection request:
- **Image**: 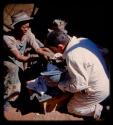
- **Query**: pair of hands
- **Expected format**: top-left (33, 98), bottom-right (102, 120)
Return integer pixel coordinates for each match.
top-left (24, 47), bottom-right (63, 61)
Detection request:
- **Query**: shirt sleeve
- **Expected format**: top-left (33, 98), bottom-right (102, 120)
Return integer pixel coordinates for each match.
top-left (3, 35), bottom-right (17, 50)
top-left (58, 52), bottom-right (90, 93)
top-left (26, 30), bottom-right (40, 51)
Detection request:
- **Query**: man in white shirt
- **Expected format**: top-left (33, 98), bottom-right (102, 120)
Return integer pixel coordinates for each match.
top-left (45, 27), bottom-right (110, 120)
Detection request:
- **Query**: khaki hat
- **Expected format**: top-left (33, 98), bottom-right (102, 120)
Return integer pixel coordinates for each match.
top-left (11, 11), bottom-right (33, 28)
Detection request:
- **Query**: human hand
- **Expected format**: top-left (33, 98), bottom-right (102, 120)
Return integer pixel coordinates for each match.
top-left (24, 48), bottom-right (32, 54)
top-left (52, 53), bottom-right (63, 60)
top-left (22, 54), bottom-right (31, 61)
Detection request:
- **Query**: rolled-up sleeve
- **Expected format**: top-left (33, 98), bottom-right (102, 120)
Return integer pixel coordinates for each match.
top-left (3, 35), bottom-right (17, 50)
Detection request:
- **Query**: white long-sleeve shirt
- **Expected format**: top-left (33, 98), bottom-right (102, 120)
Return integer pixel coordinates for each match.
top-left (58, 36), bottom-right (109, 96)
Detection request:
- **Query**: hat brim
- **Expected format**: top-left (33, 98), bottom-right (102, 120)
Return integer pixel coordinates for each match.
top-left (11, 17), bottom-right (33, 28)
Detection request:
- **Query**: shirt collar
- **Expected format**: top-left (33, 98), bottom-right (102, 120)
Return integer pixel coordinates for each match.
top-left (63, 36), bottom-right (78, 59)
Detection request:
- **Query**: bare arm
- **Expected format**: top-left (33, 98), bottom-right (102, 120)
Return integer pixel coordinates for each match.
top-left (36, 47), bottom-right (54, 60)
top-left (26, 30), bottom-right (54, 59)
top-left (10, 48), bottom-right (30, 62)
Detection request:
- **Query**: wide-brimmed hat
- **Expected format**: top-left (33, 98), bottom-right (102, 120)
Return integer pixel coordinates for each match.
top-left (11, 11), bottom-right (33, 28)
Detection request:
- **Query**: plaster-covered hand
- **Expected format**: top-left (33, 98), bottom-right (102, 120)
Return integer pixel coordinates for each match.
top-left (52, 53), bottom-right (63, 61)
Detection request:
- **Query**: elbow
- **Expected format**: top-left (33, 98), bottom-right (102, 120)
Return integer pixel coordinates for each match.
top-left (36, 48), bottom-right (43, 54)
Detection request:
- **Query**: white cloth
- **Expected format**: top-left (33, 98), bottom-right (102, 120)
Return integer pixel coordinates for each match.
top-left (58, 36), bottom-right (110, 117)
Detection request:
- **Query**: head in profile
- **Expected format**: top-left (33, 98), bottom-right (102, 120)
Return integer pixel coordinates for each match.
top-left (11, 11), bottom-right (33, 36)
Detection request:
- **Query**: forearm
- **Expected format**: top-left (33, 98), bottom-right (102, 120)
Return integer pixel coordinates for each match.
top-left (42, 47), bottom-right (54, 54)
top-left (16, 54), bottom-right (30, 62)
top-left (10, 48), bottom-right (30, 62)
top-left (36, 48), bottom-right (54, 59)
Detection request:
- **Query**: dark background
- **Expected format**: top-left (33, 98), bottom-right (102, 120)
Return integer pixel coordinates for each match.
top-left (0, 0), bottom-right (111, 123)
top-left (1, 0), bottom-right (109, 48)
top-left (31, 0), bottom-right (108, 48)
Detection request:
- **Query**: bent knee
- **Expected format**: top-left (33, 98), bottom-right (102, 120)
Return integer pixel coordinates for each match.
top-left (101, 89), bottom-right (110, 101)
top-left (9, 64), bottom-right (19, 73)
top-left (4, 61), bottom-right (19, 73)
top-left (67, 105), bottom-right (83, 116)
top-left (67, 103), bottom-right (80, 115)
top-left (67, 103), bottom-right (94, 116)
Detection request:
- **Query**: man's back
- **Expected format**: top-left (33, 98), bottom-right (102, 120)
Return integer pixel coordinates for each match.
top-left (63, 36), bottom-right (109, 96)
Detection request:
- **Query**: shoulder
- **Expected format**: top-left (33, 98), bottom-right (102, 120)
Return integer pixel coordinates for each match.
top-left (77, 37), bottom-right (94, 43)
top-left (3, 35), bottom-right (15, 42)
top-left (78, 37), bottom-right (87, 40)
